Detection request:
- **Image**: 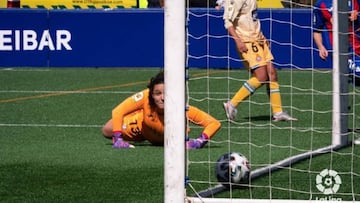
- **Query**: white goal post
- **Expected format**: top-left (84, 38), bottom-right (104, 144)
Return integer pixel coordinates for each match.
top-left (331, 0), bottom-right (350, 146)
top-left (164, 0), bottom-right (185, 203)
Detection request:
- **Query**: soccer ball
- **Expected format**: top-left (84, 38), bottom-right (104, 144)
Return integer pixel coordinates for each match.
top-left (215, 152), bottom-right (250, 187)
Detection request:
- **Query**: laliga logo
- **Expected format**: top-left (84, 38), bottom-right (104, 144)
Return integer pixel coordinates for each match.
top-left (316, 169), bottom-right (342, 195)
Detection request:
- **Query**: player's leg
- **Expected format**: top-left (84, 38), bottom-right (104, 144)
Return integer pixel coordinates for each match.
top-left (224, 42), bottom-right (266, 121)
top-left (102, 119), bottom-right (113, 139)
top-left (224, 75), bottom-right (263, 121)
top-left (266, 62), bottom-right (297, 121)
top-left (266, 62), bottom-right (282, 114)
top-left (231, 49), bottom-right (271, 107)
top-left (230, 74), bottom-right (263, 107)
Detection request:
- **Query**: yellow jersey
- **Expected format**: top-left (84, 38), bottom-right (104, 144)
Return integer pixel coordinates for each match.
top-left (223, 0), bottom-right (265, 42)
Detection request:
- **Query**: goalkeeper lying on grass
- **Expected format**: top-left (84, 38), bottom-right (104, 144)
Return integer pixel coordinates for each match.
top-left (102, 71), bottom-right (221, 149)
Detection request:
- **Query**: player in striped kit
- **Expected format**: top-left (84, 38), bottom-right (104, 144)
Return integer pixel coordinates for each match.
top-left (220, 0), bottom-right (297, 122)
top-left (102, 71), bottom-right (221, 149)
top-left (313, 0), bottom-right (360, 85)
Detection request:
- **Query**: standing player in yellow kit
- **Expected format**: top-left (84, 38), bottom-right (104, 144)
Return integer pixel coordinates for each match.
top-left (102, 71), bottom-right (221, 149)
top-left (220, 0), bottom-right (297, 122)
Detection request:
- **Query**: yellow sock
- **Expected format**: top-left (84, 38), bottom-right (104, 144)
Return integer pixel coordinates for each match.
top-left (269, 82), bottom-right (283, 114)
top-left (230, 77), bottom-right (262, 107)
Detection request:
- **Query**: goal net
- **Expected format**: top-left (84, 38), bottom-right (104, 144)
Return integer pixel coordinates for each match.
top-left (164, 0), bottom-right (360, 202)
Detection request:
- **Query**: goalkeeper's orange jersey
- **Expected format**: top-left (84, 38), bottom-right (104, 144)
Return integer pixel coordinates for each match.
top-left (112, 89), bottom-right (221, 145)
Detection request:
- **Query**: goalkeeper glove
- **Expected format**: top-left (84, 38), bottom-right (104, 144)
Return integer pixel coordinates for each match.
top-left (112, 132), bottom-right (134, 149)
top-left (186, 134), bottom-right (208, 150)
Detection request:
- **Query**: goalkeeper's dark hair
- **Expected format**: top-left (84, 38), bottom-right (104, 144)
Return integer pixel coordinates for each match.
top-left (147, 71), bottom-right (164, 109)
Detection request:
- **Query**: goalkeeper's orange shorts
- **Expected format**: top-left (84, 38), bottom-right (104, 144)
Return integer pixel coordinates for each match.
top-left (121, 110), bottom-right (147, 142)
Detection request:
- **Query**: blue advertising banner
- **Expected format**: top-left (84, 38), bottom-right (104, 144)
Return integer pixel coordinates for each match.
top-left (0, 8), bottom-right (330, 69)
top-left (0, 9), bottom-right (164, 67)
top-left (48, 9), bottom-right (164, 67)
top-left (0, 9), bottom-right (49, 66)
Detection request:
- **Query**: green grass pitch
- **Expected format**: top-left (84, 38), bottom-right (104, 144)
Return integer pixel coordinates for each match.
top-left (0, 68), bottom-right (359, 202)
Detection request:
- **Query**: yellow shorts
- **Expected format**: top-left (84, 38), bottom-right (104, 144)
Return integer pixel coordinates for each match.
top-left (240, 41), bottom-right (274, 70)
